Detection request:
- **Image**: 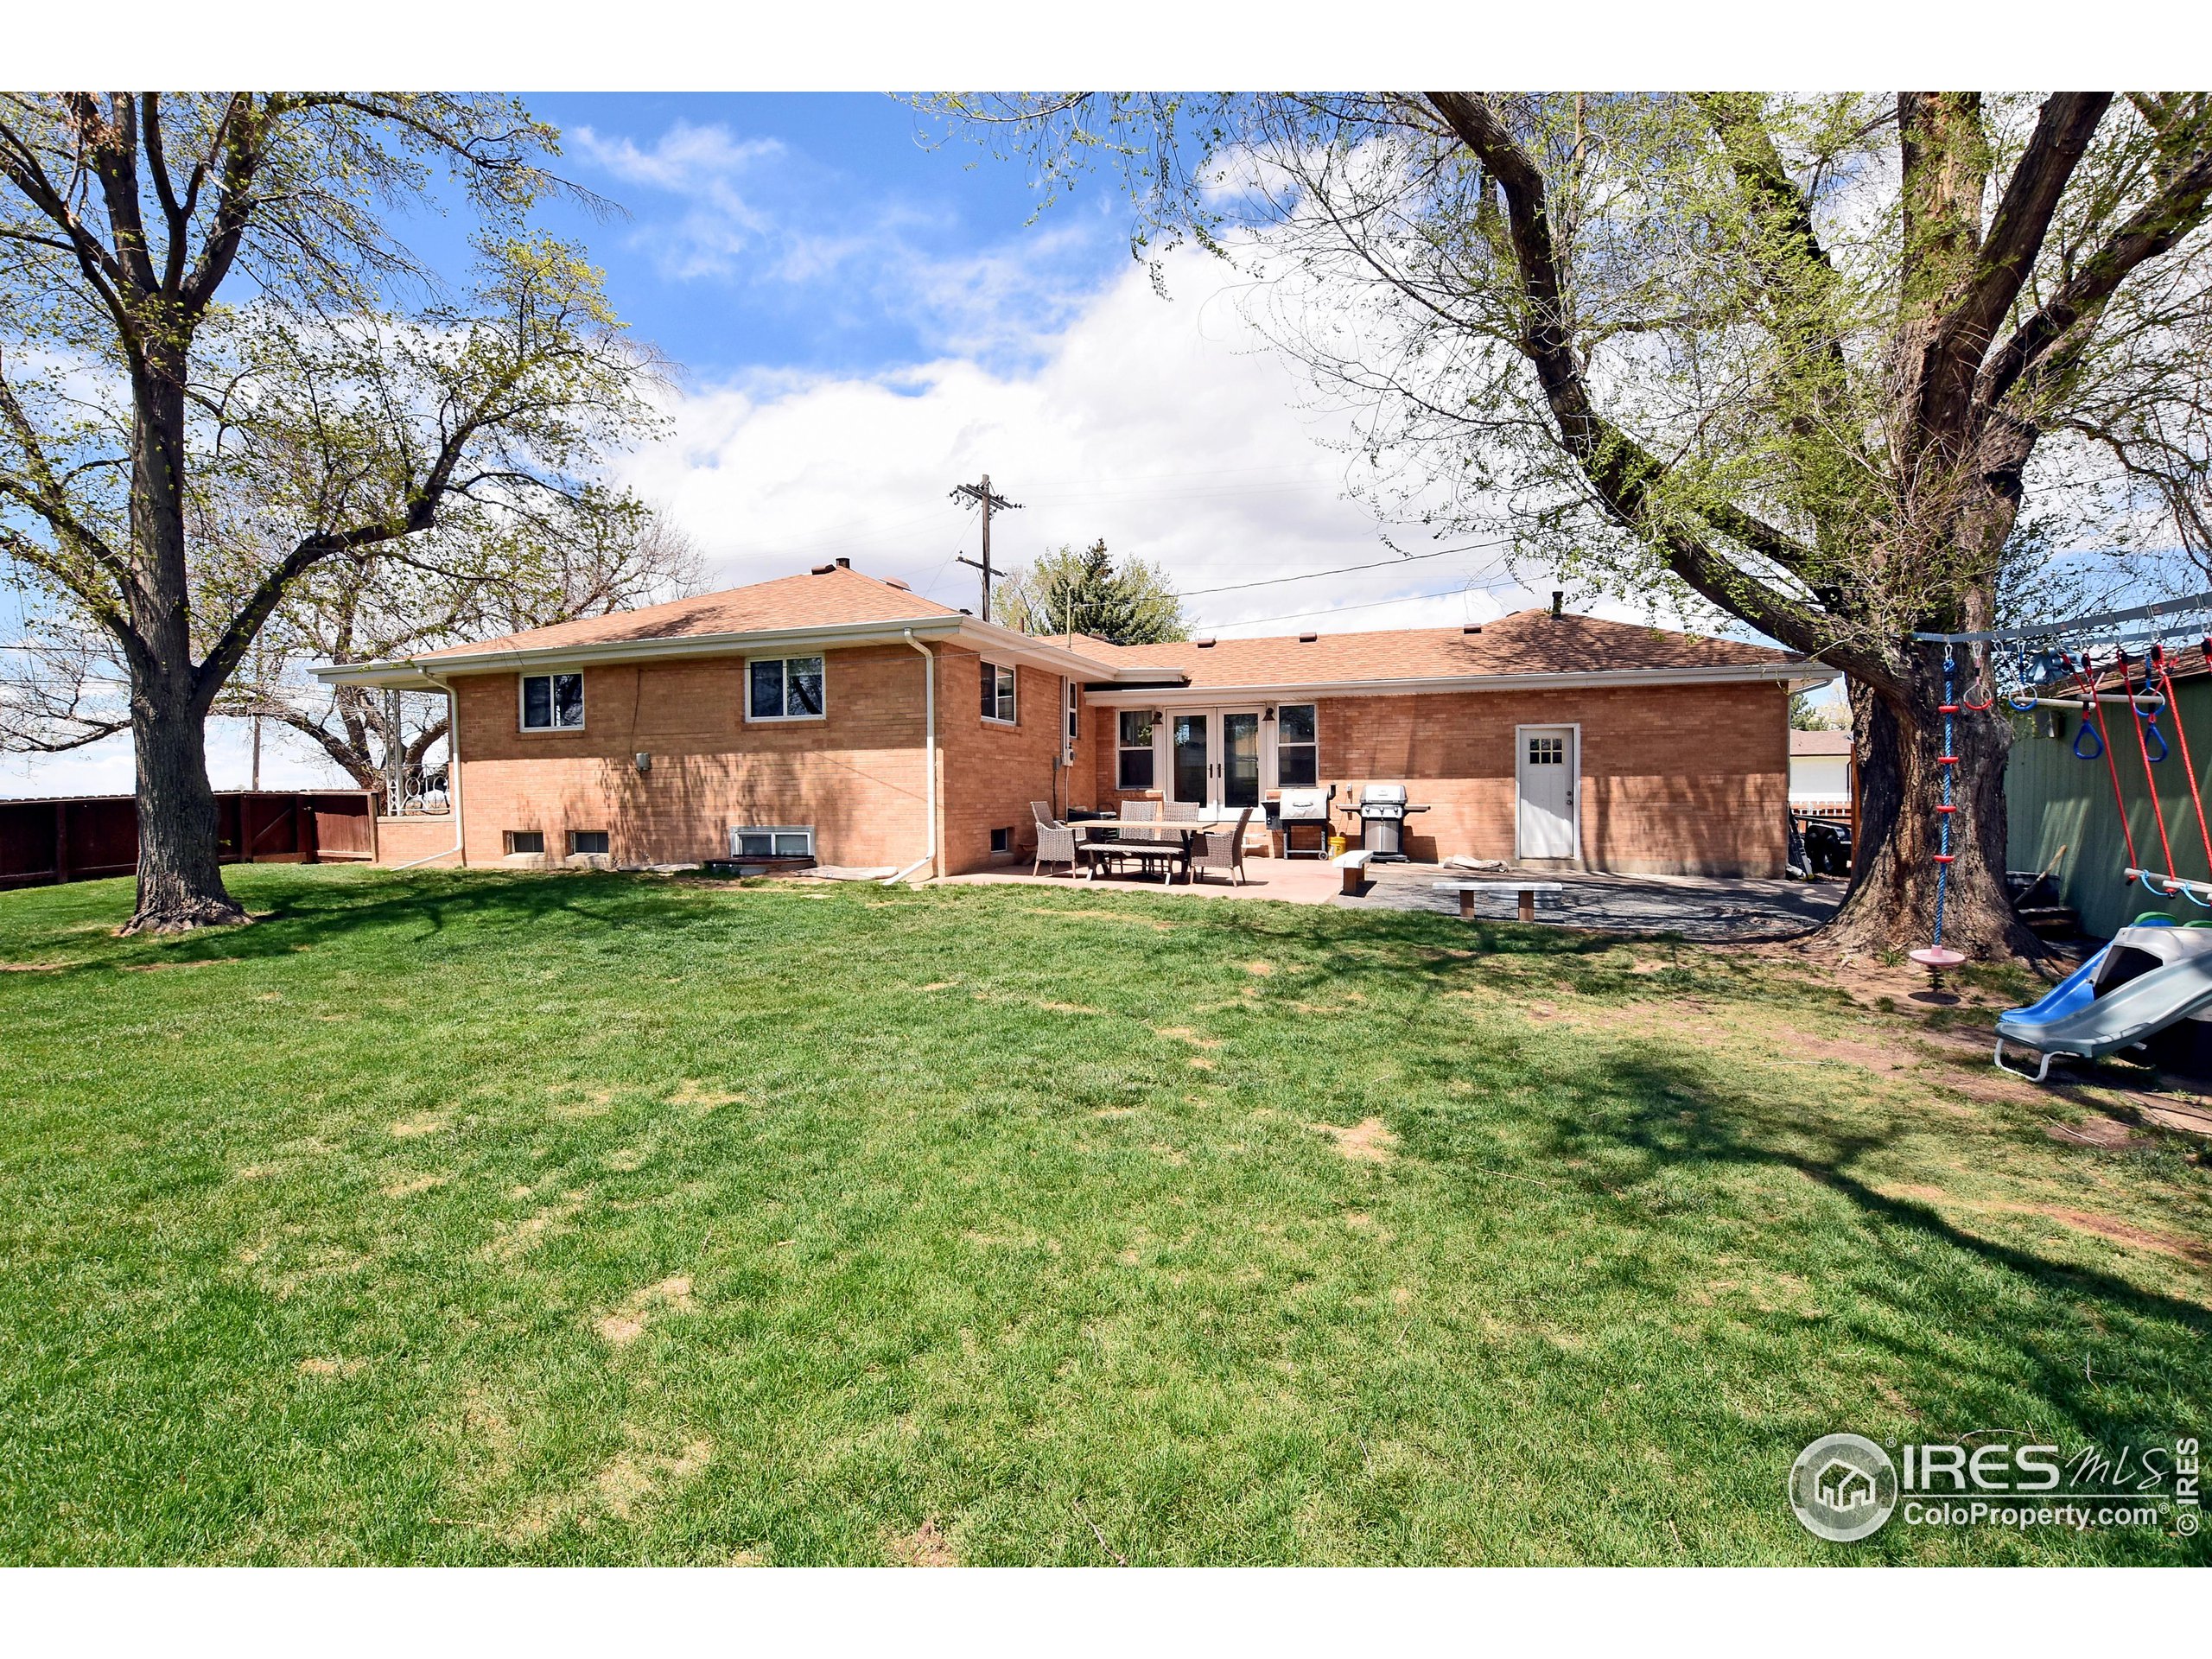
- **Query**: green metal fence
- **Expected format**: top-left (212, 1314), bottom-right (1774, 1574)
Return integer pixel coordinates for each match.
top-left (2004, 672), bottom-right (2212, 940)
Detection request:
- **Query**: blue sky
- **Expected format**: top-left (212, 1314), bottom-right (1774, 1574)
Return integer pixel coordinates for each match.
top-left (470, 94), bottom-right (1131, 382)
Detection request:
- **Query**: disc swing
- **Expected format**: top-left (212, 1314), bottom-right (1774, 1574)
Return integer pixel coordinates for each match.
top-left (1907, 643), bottom-right (1968, 984)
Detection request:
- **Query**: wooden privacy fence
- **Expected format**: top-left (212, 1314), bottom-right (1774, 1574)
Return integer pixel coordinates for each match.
top-left (0, 791), bottom-right (376, 892)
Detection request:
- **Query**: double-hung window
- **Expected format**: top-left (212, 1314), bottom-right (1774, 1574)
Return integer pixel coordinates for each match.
top-left (1116, 711), bottom-right (1155, 790)
top-left (520, 672), bottom-right (584, 730)
top-left (1275, 703), bottom-right (1318, 789)
top-left (1064, 678), bottom-right (1079, 756)
top-left (981, 660), bottom-right (1017, 725)
top-left (748, 655), bottom-right (825, 721)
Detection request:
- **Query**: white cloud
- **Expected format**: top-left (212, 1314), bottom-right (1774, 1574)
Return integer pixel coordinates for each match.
top-left (625, 246), bottom-right (1555, 639)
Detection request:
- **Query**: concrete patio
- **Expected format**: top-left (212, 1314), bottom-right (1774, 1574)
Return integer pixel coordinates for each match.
top-left (929, 858), bottom-right (1844, 943)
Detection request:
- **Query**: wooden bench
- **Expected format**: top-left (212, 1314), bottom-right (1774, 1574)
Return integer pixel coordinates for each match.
top-left (1333, 849), bottom-right (1373, 895)
top-left (1433, 880), bottom-right (1564, 922)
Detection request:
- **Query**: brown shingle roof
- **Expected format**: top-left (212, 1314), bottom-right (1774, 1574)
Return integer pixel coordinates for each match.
top-left (1790, 728), bottom-right (1854, 755)
top-left (1066, 609), bottom-right (1793, 686)
top-left (413, 563), bottom-right (958, 661)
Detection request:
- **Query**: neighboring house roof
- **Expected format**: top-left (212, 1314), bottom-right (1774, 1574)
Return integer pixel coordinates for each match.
top-left (410, 563), bottom-right (960, 662)
top-left (1790, 729), bottom-right (1854, 756)
top-left (315, 561), bottom-right (1836, 695)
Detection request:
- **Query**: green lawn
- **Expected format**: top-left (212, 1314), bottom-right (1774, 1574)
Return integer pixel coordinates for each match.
top-left (2, 865), bottom-right (2207, 1564)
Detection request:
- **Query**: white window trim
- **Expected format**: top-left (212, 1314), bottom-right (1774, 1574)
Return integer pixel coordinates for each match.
top-left (1116, 709), bottom-right (1157, 791)
top-left (1273, 702), bottom-right (1319, 791)
top-left (744, 654), bottom-right (828, 723)
top-left (980, 659), bottom-right (1018, 728)
top-left (518, 671), bottom-right (586, 732)
top-left (1063, 677), bottom-right (1079, 761)
top-left (1513, 721), bottom-right (1582, 861)
top-left (729, 824), bottom-right (816, 859)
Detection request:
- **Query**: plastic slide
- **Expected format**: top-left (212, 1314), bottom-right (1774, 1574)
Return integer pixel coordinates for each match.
top-left (1995, 945), bottom-right (2212, 1081)
top-left (2002, 914), bottom-right (2177, 1028)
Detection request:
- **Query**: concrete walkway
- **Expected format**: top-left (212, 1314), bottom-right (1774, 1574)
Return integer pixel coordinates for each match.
top-left (931, 858), bottom-right (1843, 942)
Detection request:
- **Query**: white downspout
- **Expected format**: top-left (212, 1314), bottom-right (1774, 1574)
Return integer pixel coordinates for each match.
top-left (886, 631), bottom-right (936, 885)
top-left (391, 671), bottom-right (465, 871)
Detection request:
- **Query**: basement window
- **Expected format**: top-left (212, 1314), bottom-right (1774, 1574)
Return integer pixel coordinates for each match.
top-left (505, 830), bottom-right (545, 855)
top-left (731, 825), bottom-right (814, 859)
top-left (569, 830), bottom-right (609, 855)
top-left (519, 672), bottom-right (584, 730)
top-left (981, 660), bottom-right (1017, 725)
top-left (990, 826), bottom-right (1012, 855)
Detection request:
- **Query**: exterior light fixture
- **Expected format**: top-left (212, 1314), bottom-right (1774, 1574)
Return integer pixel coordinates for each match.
top-left (634, 752), bottom-right (652, 774)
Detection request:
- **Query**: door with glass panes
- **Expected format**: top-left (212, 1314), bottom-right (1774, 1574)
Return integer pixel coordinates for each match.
top-left (1167, 709), bottom-right (1265, 810)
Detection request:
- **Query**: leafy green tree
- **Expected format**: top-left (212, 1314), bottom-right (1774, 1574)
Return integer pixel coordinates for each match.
top-left (0, 94), bottom-right (658, 931)
top-left (932, 92), bottom-right (2212, 955)
top-left (994, 538), bottom-right (1190, 644)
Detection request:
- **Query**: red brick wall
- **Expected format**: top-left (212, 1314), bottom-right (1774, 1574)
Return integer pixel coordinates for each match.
top-left (444, 645), bottom-right (934, 870)
top-left (1088, 681), bottom-right (1787, 875)
top-left (374, 816), bottom-right (462, 867)
top-left (935, 647), bottom-right (1070, 874)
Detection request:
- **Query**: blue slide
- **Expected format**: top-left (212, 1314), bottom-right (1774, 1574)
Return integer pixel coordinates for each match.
top-left (1993, 917), bottom-right (2212, 1080)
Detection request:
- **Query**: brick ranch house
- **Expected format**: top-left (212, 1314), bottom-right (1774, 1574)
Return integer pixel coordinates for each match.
top-left (316, 560), bottom-right (1839, 878)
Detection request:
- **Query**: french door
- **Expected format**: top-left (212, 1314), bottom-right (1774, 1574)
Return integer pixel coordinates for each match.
top-left (1168, 709), bottom-right (1264, 810)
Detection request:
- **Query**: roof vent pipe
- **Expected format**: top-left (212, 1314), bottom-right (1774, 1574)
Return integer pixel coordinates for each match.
top-left (1551, 590), bottom-right (1564, 619)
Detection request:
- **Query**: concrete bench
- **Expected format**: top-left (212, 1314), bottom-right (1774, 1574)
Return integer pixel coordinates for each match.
top-left (1433, 879), bottom-right (1564, 922)
top-left (1333, 849), bottom-right (1373, 895)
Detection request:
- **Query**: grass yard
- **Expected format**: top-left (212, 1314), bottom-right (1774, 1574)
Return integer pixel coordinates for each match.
top-left (2, 864), bottom-right (2208, 1565)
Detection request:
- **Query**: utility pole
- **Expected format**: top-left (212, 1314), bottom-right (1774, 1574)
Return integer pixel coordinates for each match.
top-left (950, 473), bottom-right (1021, 622)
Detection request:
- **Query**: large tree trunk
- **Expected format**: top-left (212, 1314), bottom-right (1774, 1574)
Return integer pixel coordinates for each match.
top-left (124, 671), bottom-right (244, 933)
top-left (1826, 663), bottom-right (2037, 959)
top-left (118, 353), bottom-right (245, 935)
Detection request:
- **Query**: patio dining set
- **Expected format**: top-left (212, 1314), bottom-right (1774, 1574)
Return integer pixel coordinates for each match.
top-left (1029, 800), bottom-right (1256, 887)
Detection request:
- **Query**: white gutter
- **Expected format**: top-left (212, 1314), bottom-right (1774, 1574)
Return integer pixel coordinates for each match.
top-left (390, 671), bottom-right (465, 871)
top-left (884, 631), bottom-right (936, 886)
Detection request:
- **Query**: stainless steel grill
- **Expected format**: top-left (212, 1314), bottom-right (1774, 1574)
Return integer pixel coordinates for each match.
top-left (1341, 782), bottom-right (1431, 861)
top-left (1274, 785), bottom-right (1335, 858)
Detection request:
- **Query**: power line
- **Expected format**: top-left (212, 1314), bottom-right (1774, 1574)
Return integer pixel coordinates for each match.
top-left (1179, 537), bottom-right (1515, 597)
top-left (1199, 569), bottom-right (1528, 632)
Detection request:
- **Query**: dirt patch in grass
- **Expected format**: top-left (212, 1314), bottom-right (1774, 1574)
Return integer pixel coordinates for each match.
top-left (884, 1518), bottom-right (957, 1567)
top-left (481, 1192), bottom-right (588, 1262)
top-left (1153, 1026), bottom-right (1221, 1048)
top-left (917, 981), bottom-right (958, 991)
top-left (389, 1114), bottom-right (448, 1139)
top-left (2036, 1207), bottom-right (2211, 1265)
top-left (667, 1081), bottom-right (744, 1111)
top-left (118, 957), bottom-right (238, 972)
top-left (298, 1356), bottom-right (368, 1377)
top-left (1769, 1027), bottom-right (1916, 1072)
top-left (1244, 960), bottom-right (1275, 977)
top-left (382, 1173), bottom-right (448, 1198)
top-left (550, 1089), bottom-right (615, 1119)
top-left (2044, 1114), bottom-right (2146, 1149)
top-left (1309, 1117), bottom-right (1399, 1164)
top-left (0, 962), bottom-right (63, 972)
top-left (1092, 1106), bottom-right (1137, 1118)
top-left (505, 1436), bottom-right (713, 1543)
top-left (594, 1275), bottom-right (696, 1347)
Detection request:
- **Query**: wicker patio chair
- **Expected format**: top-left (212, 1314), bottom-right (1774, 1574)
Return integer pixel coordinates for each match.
top-left (1191, 807), bottom-right (1255, 886)
top-left (1031, 801), bottom-right (1080, 878)
top-left (1119, 799), bottom-right (1160, 823)
top-left (1162, 800), bottom-right (1201, 823)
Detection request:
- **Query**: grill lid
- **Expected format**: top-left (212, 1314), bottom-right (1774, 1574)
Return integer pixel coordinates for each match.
top-left (1359, 783), bottom-right (1408, 804)
top-left (1277, 786), bottom-right (1332, 820)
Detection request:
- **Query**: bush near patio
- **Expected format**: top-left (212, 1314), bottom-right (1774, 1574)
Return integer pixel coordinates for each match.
top-left (1, 865), bottom-right (2206, 1565)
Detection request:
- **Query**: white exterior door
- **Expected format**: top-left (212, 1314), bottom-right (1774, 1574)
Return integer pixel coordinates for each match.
top-left (1516, 726), bottom-right (1578, 860)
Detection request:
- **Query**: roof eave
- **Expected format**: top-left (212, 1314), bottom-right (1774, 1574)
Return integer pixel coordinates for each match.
top-left (1078, 661), bottom-right (1837, 702)
top-left (310, 613), bottom-right (1182, 689)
